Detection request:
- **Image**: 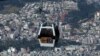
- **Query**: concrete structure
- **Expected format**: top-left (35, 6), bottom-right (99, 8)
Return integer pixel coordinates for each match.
top-left (63, 0), bottom-right (78, 10)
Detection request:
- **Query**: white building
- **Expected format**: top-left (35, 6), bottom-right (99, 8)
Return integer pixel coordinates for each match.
top-left (63, 1), bottom-right (78, 10)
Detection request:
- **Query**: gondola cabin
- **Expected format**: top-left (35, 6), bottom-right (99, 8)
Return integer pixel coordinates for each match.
top-left (38, 23), bottom-right (59, 47)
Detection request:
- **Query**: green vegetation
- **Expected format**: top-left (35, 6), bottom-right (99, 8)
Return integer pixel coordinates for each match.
top-left (0, 5), bottom-right (21, 14)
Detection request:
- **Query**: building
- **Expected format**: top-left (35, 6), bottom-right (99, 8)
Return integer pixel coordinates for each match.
top-left (63, 0), bottom-right (78, 10)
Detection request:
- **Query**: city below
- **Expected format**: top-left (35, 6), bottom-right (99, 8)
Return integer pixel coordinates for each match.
top-left (0, 0), bottom-right (100, 56)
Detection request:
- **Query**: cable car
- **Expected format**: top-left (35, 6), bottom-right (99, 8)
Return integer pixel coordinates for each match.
top-left (38, 23), bottom-right (59, 47)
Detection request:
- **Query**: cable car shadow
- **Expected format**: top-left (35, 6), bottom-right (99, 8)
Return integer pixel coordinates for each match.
top-left (56, 39), bottom-right (82, 47)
